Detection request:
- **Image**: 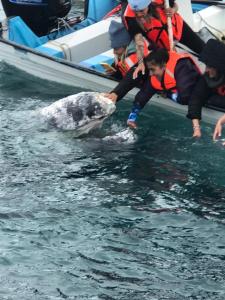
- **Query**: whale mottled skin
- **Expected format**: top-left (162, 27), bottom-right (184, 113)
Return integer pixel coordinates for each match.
top-left (40, 92), bottom-right (116, 135)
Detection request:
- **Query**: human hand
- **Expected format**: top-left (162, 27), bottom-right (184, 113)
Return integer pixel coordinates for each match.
top-left (104, 92), bottom-right (118, 104)
top-left (213, 120), bottom-right (222, 141)
top-left (165, 7), bottom-right (175, 17)
top-left (192, 119), bottom-right (201, 138)
top-left (127, 120), bottom-right (137, 129)
top-left (133, 62), bottom-right (145, 79)
top-left (193, 127), bottom-right (201, 138)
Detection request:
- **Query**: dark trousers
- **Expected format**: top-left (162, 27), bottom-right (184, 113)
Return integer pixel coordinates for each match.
top-left (180, 21), bottom-right (205, 55)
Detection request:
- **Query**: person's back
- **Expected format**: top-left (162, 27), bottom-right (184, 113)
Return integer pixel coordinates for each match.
top-left (187, 39), bottom-right (225, 138)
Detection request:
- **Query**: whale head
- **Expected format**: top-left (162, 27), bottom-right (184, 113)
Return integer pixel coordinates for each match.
top-left (40, 92), bottom-right (116, 136)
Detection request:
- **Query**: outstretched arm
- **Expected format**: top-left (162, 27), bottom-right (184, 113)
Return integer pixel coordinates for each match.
top-left (127, 78), bottom-right (156, 128)
top-left (213, 114), bottom-right (225, 141)
top-left (133, 33), bottom-right (146, 79)
top-left (186, 75), bottom-right (212, 138)
top-left (105, 66), bottom-right (146, 103)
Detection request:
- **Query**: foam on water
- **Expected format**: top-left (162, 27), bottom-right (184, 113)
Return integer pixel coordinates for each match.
top-left (102, 127), bottom-right (138, 144)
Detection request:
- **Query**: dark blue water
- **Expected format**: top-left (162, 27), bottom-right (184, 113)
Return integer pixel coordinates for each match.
top-left (1, 0), bottom-right (225, 296)
top-left (1, 62), bottom-right (225, 300)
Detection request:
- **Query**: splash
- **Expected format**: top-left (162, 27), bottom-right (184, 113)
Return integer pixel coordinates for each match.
top-left (103, 127), bottom-right (137, 144)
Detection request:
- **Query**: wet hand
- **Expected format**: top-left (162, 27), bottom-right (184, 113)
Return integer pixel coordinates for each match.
top-left (133, 62), bottom-right (145, 79)
top-left (193, 127), bottom-right (201, 138)
top-left (213, 121), bottom-right (222, 141)
top-left (127, 120), bottom-right (137, 129)
top-left (104, 92), bottom-right (118, 104)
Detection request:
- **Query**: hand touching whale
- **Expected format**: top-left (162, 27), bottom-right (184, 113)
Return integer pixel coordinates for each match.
top-left (40, 92), bottom-right (116, 135)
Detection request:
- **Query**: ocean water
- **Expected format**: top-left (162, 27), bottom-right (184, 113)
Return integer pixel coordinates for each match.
top-left (0, 3), bottom-right (225, 300)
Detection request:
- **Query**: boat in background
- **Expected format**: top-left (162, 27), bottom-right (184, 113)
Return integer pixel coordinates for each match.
top-left (0, 0), bottom-right (225, 124)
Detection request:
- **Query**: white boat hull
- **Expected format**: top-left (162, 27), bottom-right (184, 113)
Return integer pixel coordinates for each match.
top-left (0, 38), bottom-right (223, 125)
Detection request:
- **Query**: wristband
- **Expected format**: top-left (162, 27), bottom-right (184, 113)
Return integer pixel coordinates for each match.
top-left (127, 106), bottom-right (141, 122)
top-left (128, 112), bottom-right (138, 122)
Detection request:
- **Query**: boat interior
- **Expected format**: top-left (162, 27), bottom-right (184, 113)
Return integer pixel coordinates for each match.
top-left (0, 0), bottom-right (225, 75)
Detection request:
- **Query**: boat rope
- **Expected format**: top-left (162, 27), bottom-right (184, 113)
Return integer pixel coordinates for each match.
top-left (48, 40), bottom-right (72, 61)
top-left (57, 17), bottom-right (75, 33)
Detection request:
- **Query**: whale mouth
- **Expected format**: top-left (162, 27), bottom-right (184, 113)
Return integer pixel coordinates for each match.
top-left (74, 117), bottom-right (107, 137)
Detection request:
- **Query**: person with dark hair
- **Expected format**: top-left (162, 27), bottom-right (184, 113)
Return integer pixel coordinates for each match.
top-left (126, 48), bottom-right (200, 128)
top-left (105, 20), bottom-right (150, 103)
top-left (123, 0), bottom-right (205, 78)
top-left (187, 39), bottom-right (225, 138)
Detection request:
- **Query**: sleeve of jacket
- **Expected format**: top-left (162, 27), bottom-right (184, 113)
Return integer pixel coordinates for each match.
top-left (174, 58), bottom-right (201, 105)
top-left (110, 66), bottom-right (144, 101)
top-left (133, 77), bottom-right (156, 109)
top-left (186, 76), bottom-right (213, 120)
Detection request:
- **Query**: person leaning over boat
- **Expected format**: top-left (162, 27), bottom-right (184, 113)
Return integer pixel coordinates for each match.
top-left (105, 20), bottom-right (149, 81)
top-left (123, 0), bottom-right (205, 77)
top-left (125, 48), bottom-right (201, 128)
top-left (187, 39), bottom-right (225, 138)
top-left (105, 20), bottom-right (150, 102)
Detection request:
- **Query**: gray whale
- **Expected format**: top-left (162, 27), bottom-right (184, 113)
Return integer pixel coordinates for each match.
top-left (40, 92), bottom-right (116, 136)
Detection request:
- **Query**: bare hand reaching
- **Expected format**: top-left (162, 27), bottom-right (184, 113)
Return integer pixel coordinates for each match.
top-left (133, 62), bottom-right (145, 79)
top-left (127, 120), bottom-right (137, 129)
top-left (213, 120), bottom-right (222, 141)
top-left (104, 92), bottom-right (118, 104)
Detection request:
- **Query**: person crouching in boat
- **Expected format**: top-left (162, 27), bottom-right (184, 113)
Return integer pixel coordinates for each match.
top-left (123, 0), bottom-right (205, 78)
top-left (105, 20), bottom-right (150, 102)
top-left (126, 48), bottom-right (201, 128)
top-left (187, 39), bottom-right (225, 138)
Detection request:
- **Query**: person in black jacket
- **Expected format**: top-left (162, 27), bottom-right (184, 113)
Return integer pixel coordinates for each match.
top-left (126, 48), bottom-right (200, 128)
top-left (187, 39), bottom-right (225, 138)
top-left (106, 48), bottom-right (200, 128)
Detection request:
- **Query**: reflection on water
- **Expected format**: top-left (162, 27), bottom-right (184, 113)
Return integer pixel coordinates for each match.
top-left (0, 0), bottom-right (225, 295)
top-left (0, 64), bottom-right (225, 300)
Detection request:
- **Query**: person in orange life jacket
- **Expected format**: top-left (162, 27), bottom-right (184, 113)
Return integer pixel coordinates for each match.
top-left (104, 20), bottom-right (132, 81)
top-left (105, 20), bottom-right (150, 103)
top-left (127, 48), bottom-right (201, 129)
top-left (123, 0), bottom-right (205, 79)
top-left (187, 39), bottom-right (225, 138)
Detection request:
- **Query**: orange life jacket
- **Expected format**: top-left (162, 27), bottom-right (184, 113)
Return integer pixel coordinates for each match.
top-left (123, 3), bottom-right (183, 50)
top-left (152, 0), bottom-right (183, 41)
top-left (116, 39), bottom-right (150, 77)
top-left (150, 51), bottom-right (200, 93)
top-left (217, 84), bottom-right (225, 96)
